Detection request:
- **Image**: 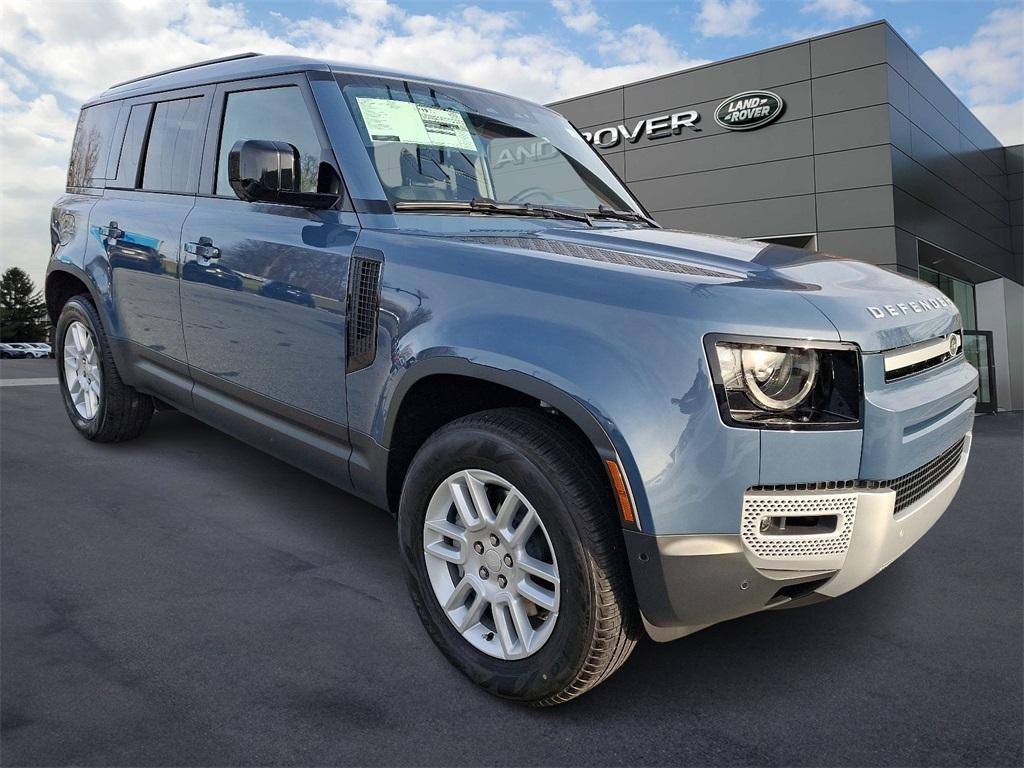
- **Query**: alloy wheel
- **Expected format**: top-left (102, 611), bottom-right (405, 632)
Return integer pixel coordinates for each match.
top-left (422, 469), bottom-right (561, 660)
top-left (63, 320), bottom-right (102, 419)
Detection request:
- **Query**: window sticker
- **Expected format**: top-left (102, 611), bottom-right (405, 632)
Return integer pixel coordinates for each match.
top-left (356, 98), bottom-right (476, 151)
top-left (416, 105), bottom-right (475, 150)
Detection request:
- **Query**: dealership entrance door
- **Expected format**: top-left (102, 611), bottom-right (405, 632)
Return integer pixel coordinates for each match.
top-left (962, 331), bottom-right (998, 412)
top-left (919, 260), bottom-right (997, 412)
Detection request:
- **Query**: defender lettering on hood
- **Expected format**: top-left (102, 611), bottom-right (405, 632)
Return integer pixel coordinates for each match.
top-left (867, 296), bottom-right (954, 318)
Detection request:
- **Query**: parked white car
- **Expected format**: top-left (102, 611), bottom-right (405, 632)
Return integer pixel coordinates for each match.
top-left (29, 342), bottom-right (53, 357)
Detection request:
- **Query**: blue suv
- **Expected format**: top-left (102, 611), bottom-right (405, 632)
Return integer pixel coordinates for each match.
top-left (49, 53), bottom-right (976, 705)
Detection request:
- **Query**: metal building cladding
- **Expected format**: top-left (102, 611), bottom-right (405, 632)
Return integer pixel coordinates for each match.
top-left (550, 21), bottom-right (1023, 414)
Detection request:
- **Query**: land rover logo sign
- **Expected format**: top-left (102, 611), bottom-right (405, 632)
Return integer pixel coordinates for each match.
top-left (714, 90), bottom-right (784, 131)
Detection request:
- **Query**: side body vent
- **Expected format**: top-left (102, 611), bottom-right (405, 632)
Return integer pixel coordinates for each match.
top-left (454, 237), bottom-right (738, 278)
top-left (346, 248), bottom-right (384, 374)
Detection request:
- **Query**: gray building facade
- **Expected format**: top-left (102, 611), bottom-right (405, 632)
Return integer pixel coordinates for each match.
top-left (550, 21), bottom-right (1023, 412)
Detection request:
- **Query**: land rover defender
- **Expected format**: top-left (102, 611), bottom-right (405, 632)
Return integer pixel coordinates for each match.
top-left (49, 53), bottom-right (976, 705)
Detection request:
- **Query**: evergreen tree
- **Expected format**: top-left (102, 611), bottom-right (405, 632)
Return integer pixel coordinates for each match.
top-left (0, 267), bottom-right (49, 342)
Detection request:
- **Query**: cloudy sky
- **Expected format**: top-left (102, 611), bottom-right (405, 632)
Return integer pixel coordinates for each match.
top-left (2, 0), bottom-right (1021, 289)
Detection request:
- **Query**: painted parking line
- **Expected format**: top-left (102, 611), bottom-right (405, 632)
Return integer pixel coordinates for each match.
top-left (0, 378), bottom-right (59, 387)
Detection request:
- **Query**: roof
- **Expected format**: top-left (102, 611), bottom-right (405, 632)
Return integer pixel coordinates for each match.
top-left (84, 53), bottom-right (521, 107)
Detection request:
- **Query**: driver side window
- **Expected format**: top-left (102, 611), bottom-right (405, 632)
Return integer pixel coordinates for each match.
top-left (216, 86), bottom-right (322, 196)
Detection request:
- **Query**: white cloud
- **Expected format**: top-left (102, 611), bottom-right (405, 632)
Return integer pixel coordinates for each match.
top-left (800, 0), bottom-right (872, 20)
top-left (552, 0), bottom-right (602, 34)
top-left (923, 7), bottom-right (1023, 105)
top-left (969, 100), bottom-right (1024, 146)
top-left (923, 6), bottom-right (1024, 144)
top-left (0, 0), bottom-right (704, 288)
top-left (697, 0), bottom-right (762, 38)
top-left (549, 0), bottom-right (701, 71)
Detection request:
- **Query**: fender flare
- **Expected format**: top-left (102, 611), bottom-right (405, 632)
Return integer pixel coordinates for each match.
top-left (45, 262), bottom-right (113, 332)
top-left (383, 356), bottom-right (623, 464)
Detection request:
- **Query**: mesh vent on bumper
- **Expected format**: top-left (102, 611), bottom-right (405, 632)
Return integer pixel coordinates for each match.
top-left (742, 437), bottom-right (967, 569)
top-left (741, 493), bottom-right (856, 565)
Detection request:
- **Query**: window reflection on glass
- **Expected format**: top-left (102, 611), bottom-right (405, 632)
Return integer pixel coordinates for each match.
top-left (216, 87), bottom-right (322, 196)
top-left (67, 102), bottom-right (120, 187)
top-left (919, 266), bottom-right (977, 330)
top-left (341, 80), bottom-right (636, 211)
top-left (142, 98), bottom-right (205, 193)
top-left (963, 332), bottom-right (993, 405)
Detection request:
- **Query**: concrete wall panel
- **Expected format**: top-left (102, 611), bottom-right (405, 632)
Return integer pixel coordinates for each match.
top-left (810, 24), bottom-right (887, 77)
top-left (630, 157), bottom-right (814, 211)
top-left (625, 118), bottom-right (813, 181)
top-left (813, 104), bottom-right (892, 153)
top-left (816, 186), bottom-right (895, 231)
top-left (657, 195), bottom-right (816, 238)
top-left (817, 226), bottom-right (899, 267)
top-left (815, 144), bottom-right (893, 192)
top-left (812, 64), bottom-right (889, 116)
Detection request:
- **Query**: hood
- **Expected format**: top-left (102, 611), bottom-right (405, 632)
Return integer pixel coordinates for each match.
top-left (485, 226), bottom-right (961, 353)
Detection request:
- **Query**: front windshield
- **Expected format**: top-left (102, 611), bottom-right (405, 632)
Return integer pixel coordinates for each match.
top-left (338, 75), bottom-right (640, 212)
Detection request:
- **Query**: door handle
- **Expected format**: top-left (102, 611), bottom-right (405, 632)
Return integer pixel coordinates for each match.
top-left (184, 237), bottom-right (221, 261)
top-left (98, 220), bottom-right (124, 244)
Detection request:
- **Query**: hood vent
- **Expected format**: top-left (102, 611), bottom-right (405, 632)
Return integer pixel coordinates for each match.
top-left (455, 236), bottom-right (736, 279)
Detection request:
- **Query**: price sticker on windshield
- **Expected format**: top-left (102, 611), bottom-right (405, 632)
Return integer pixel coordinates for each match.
top-left (356, 98), bottom-right (476, 151)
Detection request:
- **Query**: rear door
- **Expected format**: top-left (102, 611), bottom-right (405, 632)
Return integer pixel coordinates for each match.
top-left (179, 74), bottom-right (358, 482)
top-left (84, 86), bottom-right (212, 407)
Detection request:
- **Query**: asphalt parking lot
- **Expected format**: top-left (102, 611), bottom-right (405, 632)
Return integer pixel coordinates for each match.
top-left (2, 358), bottom-right (1021, 767)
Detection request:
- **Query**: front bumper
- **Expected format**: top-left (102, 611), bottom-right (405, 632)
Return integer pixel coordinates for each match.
top-left (626, 434), bottom-right (972, 642)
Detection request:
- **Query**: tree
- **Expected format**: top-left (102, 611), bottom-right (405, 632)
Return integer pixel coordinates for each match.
top-left (0, 267), bottom-right (49, 342)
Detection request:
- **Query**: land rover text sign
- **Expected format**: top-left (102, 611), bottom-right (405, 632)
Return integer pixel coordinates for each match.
top-left (714, 91), bottom-right (784, 131)
top-left (582, 111), bottom-right (699, 148)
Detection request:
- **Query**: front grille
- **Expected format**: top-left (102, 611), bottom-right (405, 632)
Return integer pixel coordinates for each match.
top-left (454, 236), bottom-right (739, 278)
top-left (883, 332), bottom-right (962, 382)
top-left (751, 437), bottom-right (966, 515)
top-left (887, 437), bottom-right (966, 513)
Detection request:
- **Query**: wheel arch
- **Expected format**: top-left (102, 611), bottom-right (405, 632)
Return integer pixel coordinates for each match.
top-left (45, 264), bottom-right (112, 333)
top-left (381, 358), bottom-right (629, 519)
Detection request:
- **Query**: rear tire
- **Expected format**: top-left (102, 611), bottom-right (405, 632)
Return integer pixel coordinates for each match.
top-left (398, 407), bottom-right (639, 706)
top-left (55, 295), bottom-right (153, 442)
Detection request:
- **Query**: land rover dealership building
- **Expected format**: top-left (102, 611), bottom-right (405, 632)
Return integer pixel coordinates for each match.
top-left (551, 21), bottom-right (1023, 413)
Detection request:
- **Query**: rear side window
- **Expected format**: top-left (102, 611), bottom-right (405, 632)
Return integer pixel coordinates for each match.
top-left (141, 97), bottom-right (205, 193)
top-left (215, 86), bottom-right (322, 196)
top-left (67, 102), bottom-right (121, 187)
top-left (112, 103), bottom-right (154, 188)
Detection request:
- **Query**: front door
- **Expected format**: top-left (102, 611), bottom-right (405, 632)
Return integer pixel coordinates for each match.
top-left (179, 75), bottom-right (358, 481)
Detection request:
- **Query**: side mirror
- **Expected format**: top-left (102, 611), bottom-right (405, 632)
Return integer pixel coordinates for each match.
top-left (228, 139), bottom-right (339, 209)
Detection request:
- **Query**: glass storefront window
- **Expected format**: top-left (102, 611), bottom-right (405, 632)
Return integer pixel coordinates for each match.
top-left (919, 266), bottom-right (977, 330)
top-left (920, 267), bottom-right (997, 411)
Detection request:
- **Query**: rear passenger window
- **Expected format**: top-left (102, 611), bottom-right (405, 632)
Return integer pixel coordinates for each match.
top-left (216, 86), bottom-right (322, 196)
top-left (67, 101), bottom-right (121, 187)
top-left (142, 97), bottom-right (205, 193)
top-left (112, 103), bottom-right (153, 188)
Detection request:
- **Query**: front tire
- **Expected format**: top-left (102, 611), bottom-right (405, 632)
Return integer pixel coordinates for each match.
top-left (398, 408), bottom-right (639, 706)
top-left (55, 295), bottom-right (153, 442)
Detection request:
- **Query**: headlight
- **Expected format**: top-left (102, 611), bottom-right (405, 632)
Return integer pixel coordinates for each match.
top-left (708, 337), bottom-right (861, 429)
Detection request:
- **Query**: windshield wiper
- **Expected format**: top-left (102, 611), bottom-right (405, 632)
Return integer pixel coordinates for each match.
top-left (393, 199), bottom-right (593, 225)
top-left (584, 205), bottom-right (660, 228)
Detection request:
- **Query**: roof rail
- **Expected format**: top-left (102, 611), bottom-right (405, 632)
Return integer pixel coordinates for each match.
top-left (110, 52), bottom-right (264, 89)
